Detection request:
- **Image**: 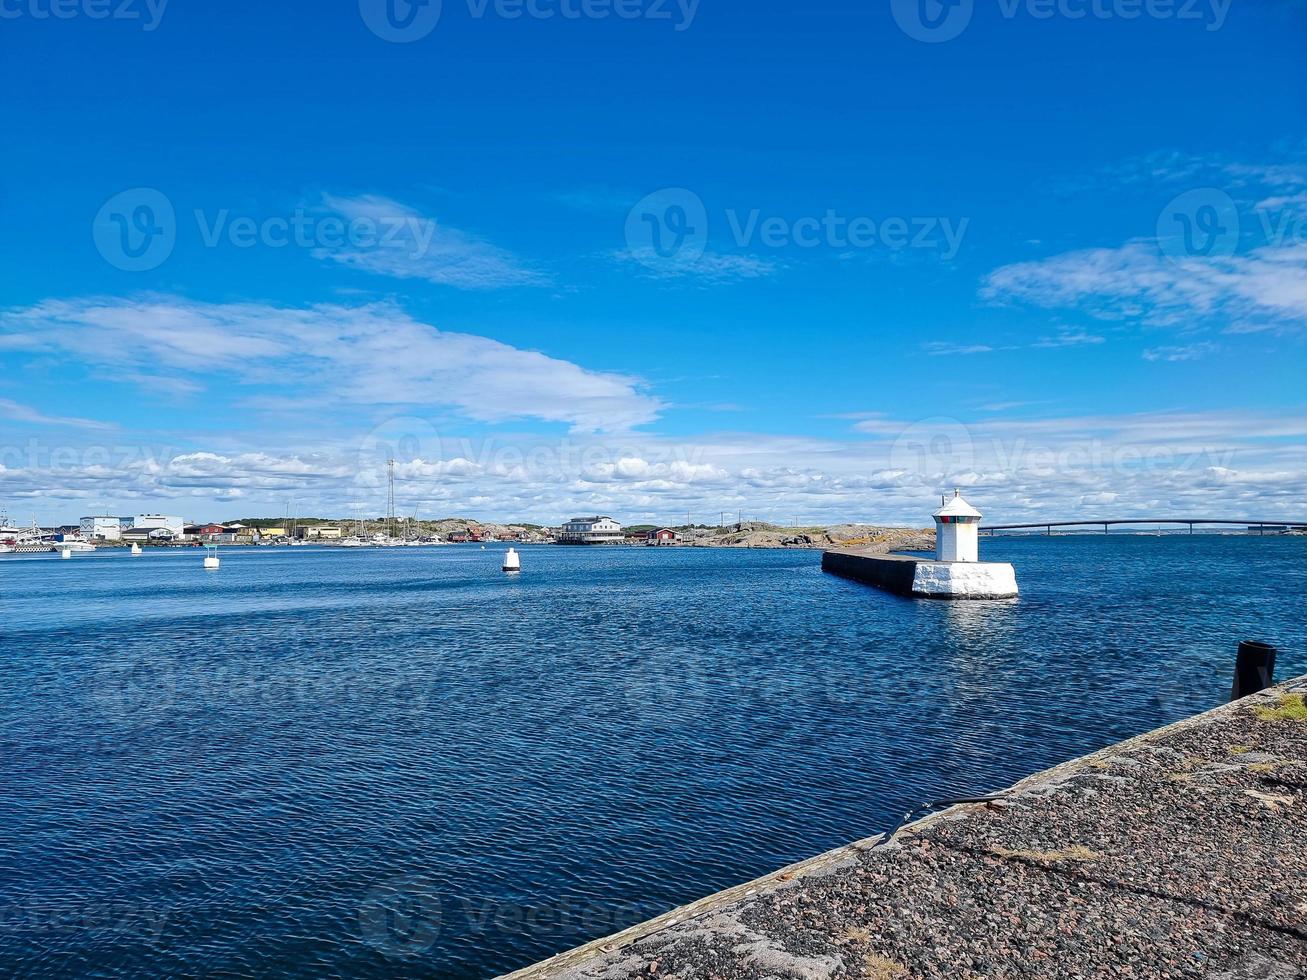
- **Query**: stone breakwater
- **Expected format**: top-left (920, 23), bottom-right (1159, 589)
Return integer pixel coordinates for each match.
top-left (503, 677), bottom-right (1307, 979)
top-left (821, 548), bottom-right (1019, 599)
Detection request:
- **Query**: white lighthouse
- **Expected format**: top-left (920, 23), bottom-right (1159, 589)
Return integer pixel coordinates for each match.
top-left (822, 490), bottom-right (1017, 599)
top-left (913, 490), bottom-right (1017, 598)
top-left (933, 490), bottom-right (981, 563)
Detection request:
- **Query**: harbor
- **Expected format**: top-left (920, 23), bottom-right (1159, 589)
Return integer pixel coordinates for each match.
top-left (5, 0), bottom-right (1305, 974)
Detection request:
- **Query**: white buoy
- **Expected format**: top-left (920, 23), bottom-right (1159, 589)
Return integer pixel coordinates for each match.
top-left (203, 544), bottom-right (220, 570)
top-left (204, 555), bottom-right (220, 569)
top-left (60, 547), bottom-right (72, 559)
top-left (502, 547), bottom-right (520, 573)
top-left (130, 543), bottom-right (143, 556)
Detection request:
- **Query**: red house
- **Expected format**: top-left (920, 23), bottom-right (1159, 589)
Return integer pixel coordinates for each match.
top-left (647, 528), bottom-right (677, 545)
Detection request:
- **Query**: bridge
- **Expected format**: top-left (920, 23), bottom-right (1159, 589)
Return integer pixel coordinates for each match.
top-left (980, 519), bottom-right (1305, 535)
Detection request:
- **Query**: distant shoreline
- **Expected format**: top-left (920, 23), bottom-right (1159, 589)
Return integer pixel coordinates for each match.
top-left (7, 524), bottom-right (1299, 559)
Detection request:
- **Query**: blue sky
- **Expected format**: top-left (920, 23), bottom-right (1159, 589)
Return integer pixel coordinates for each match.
top-left (2, 0), bottom-right (1306, 525)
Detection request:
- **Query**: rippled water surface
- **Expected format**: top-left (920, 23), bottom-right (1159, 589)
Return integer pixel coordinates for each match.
top-left (2, 537), bottom-right (1304, 977)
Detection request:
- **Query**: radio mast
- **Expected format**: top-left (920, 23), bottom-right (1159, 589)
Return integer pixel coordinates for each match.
top-left (387, 458), bottom-right (396, 540)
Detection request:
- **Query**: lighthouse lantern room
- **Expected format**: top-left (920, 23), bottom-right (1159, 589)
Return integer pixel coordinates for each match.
top-left (933, 489), bottom-right (982, 563)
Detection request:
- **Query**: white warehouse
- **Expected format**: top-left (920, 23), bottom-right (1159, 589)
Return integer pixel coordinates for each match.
top-left (80, 515), bottom-right (122, 541)
top-left (126, 514), bottom-right (186, 537)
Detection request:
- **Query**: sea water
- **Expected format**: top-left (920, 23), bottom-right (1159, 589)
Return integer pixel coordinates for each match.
top-left (2, 536), bottom-right (1303, 977)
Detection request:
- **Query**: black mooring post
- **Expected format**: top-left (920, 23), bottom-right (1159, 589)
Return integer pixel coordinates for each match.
top-left (1231, 641), bottom-right (1277, 701)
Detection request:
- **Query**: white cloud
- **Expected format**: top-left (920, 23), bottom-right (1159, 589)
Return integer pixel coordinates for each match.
top-left (315, 193), bottom-right (547, 290)
top-left (1079, 491), bottom-right (1118, 506)
top-left (983, 242), bottom-right (1307, 330)
top-left (1032, 331), bottom-right (1105, 348)
top-left (613, 248), bottom-right (777, 284)
top-left (853, 409), bottom-right (1307, 445)
top-left (923, 342), bottom-right (997, 356)
top-left (923, 331), bottom-right (1104, 356)
top-left (1255, 191), bottom-right (1307, 211)
top-left (5, 406), bottom-right (1305, 528)
top-left (1142, 343), bottom-right (1217, 362)
top-left (979, 401), bottom-right (1047, 412)
top-left (1055, 148), bottom-right (1307, 196)
top-left (0, 296), bottom-right (661, 432)
top-left (986, 148), bottom-right (1307, 335)
top-left (581, 457), bottom-right (729, 485)
top-left (0, 397), bottom-right (113, 431)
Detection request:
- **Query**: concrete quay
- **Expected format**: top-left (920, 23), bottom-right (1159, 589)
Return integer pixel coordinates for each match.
top-left (503, 677), bottom-right (1307, 979)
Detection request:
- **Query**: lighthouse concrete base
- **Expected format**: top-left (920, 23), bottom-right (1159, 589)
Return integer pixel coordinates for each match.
top-left (910, 560), bottom-right (1018, 599)
top-left (821, 550), bottom-right (1018, 600)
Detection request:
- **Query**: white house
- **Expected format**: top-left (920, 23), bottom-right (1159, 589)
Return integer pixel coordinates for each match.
top-left (79, 515), bottom-right (122, 541)
top-left (558, 516), bottom-right (624, 544)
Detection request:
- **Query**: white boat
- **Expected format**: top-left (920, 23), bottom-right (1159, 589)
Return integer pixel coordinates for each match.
top-left (5, 534), bottom-right (52, 552)
top-left (1, 512), bottom-right (24, 552)
top-left (6, 520), bottom-right (56, 553)
top-left (0, 512), bottom-right (96, 553)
